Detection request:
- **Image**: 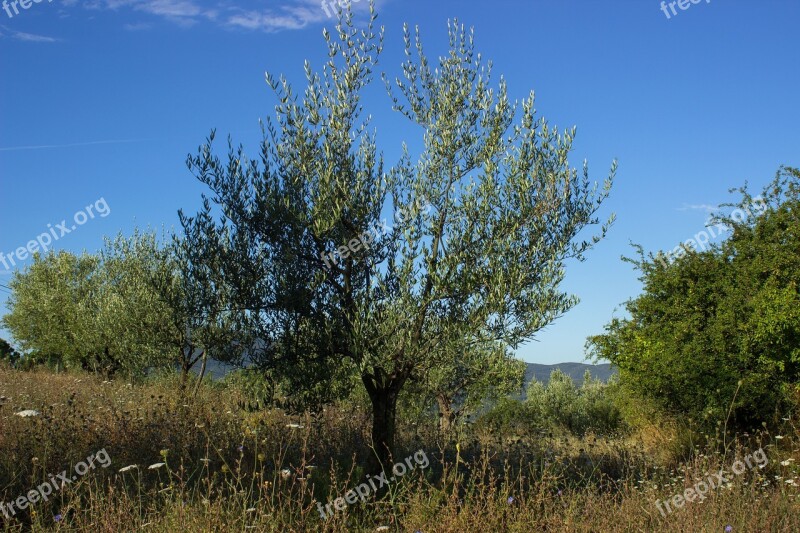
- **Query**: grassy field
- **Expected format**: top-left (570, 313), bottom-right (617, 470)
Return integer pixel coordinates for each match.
top-left (1, 365), bottom-right (798, 532)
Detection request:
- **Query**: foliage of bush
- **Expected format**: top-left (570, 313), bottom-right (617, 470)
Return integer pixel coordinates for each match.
top-left (588, 167), bottom-right (800, 432)
top-left (474, 397), bottom-right (543, 437)
top-left (0, 337), bottom-right (19, 366)
top-left (526, 369), bottom-right (623, 436)
top-left (475, 370), bottom-right (623, 438)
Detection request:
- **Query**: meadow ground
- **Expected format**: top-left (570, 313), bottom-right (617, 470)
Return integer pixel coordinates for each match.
top-left (1, 365), bottom-right (798, 532)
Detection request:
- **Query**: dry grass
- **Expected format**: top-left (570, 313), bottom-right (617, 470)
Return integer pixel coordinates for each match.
top-left (1, 364), bottom-right (798, 532)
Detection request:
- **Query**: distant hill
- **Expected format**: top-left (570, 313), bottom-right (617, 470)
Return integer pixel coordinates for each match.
top-left (525, 362), bottom-right (615, 384)
top-left (196, 359), bottom-right (617, 399)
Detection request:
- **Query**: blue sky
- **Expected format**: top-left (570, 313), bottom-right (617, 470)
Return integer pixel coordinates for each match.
top-left (0, 0), bottom-right (798, 364)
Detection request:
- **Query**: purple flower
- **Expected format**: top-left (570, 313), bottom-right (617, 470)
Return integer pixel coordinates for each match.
top-left (237, 445), bottom-right (244, 452)
top-left (507, 496), bottom-right (515, 504)
top-left (54, 514), bottom-right (63, 522)
top-left (557, 489), bottom-right (563, 496)
top-left (725, 527), bottom-right (733, 532)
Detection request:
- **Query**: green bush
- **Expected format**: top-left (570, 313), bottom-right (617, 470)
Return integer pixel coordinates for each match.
top-left (474, 371), bottom-right (623, 438)
top-left (525, 370), bottom-right (623, 436)
top-left (474, 397), bottom-right (541, 437)
top-left (0, 338), bottom-right (20, 367)
top-left (588, 167), bottom-right (800, 432)
top-left (220, 368), bottom-right (277, 410)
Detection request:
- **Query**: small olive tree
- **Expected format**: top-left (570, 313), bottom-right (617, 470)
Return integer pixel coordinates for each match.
top-left (421, 337), bottom-right (526, 433)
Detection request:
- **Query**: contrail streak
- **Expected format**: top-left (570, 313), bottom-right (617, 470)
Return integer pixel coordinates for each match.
top-left (0, 139), bottom-right (152, 152)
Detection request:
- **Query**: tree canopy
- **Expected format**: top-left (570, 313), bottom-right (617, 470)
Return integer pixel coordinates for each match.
top-left (180, 6), bottom-right (615, 471)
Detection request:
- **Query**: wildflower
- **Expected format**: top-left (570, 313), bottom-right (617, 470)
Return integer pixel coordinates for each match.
top-left (237, 445), bottom-right (244, 452)
top-left (221, 465), bottom-right (230, 473)
top-left (286, 423), bottom-right (304, 429)
top-left (148, 463), bottom-right (166, 470)
top-left (786, 479), bottom-right (798, 486)
top-left (246, 507), bottom-right (256, 513)
top-left (118, 465), bottom-right (138, 473)
top-left (557, 489), bottom-right (563, 496)
top-left (160, 449), bottom-right (169, 459)
top-left (258, 453), bottom-right (265, 462)
top-left (54, 514), bottom-right (63, 522)
top-left (280, 468), bottom-right (291, 479)
top-left (775, 435), bottom-right (785, 440)
top-left (507, 496), bottom-right (515, 504)
top-left (376, 527), bottom-right (390, 532)
top-left (14, 409), bottom-right (40, 417)
top-left (781, 460), bottom-right (793, 466)
top-left (725, 527), bottom-right (733, 532)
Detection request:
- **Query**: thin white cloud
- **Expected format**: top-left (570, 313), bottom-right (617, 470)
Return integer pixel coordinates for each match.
top-left (677, 203), bottom-right (719, 213)
top-left (0, 25), bottom-right (58, 42)
top-left (83, 0), bottom-right (216, 26)
top-left (12, 31), bottom-right (57, 42)
top-left (226, 0), bottom-right (375, 32)
top-left (137, 0), bottom-right (204, 18)
top-left (67, 0), bottom-right (378, 32)
top-left (0, 139), bottom-right (150, 152)
top-left (123, 22), bottom-right (153, 31)
top-left (227, 10), bottom-right (312, 32)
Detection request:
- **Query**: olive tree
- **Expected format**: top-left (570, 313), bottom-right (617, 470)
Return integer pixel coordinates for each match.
top-left (3, 251), bottom-right (99, 370)
top-left (180, 5), bottom-right (615, 472)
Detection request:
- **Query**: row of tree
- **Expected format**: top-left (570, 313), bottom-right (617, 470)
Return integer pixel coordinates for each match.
top-left (2, 230), bottom-right (244, 388)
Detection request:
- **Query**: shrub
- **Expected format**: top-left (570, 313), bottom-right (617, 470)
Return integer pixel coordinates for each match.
top-left (525, 369), bottom-right (623, 436)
